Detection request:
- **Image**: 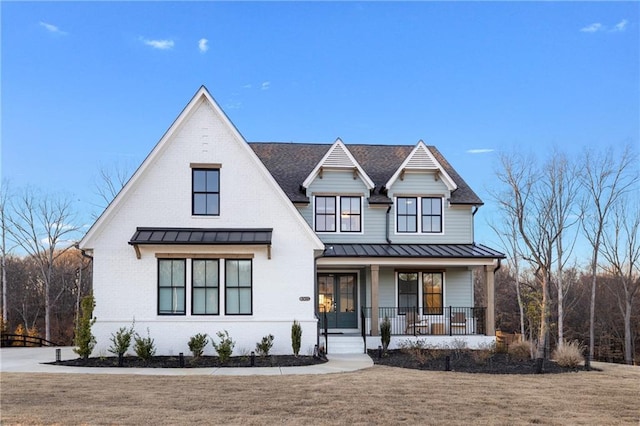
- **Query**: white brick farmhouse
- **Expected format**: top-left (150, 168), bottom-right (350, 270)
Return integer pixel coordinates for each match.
top-left (80, 86), bottom-right (504, 356)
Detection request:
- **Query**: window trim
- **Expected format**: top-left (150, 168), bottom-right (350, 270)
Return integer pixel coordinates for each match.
top-left (314, 195), bottom-right (364, 234)
top-left (395, 196), bottom-right (444, 234)
top-left (192, 168), bottom-right (220, 216)
top-left (191, 259), bottom-right (220, 316)
top-left (396, 197), bottom-right (418, 233)
top-left (422, 271), bottom-right (444, 315)
top-left (224, 259), bottom-right (253, 315)
top-left (397, 272), bottom-right (419, 315)
top-left (157, 258), bottom-right (186, 316)
top-left (314, 195), bottom-right (337, 232)
top-left (339, 196), bottom-right (362, 233)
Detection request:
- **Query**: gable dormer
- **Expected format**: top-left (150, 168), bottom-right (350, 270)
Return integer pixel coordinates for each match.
top-left (302, 138), bottom-right (375, 191)
top-left (385, 140), bottom-right (457, 192)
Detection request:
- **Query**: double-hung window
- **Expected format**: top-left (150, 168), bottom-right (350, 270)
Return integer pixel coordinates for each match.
top-left (193, 168), bottom-right (220, 215)
top-left (315, 196), bottom-right (362, 232)
top-left (397, 271), bottom-right (444, 315)
top-left (396, 196), bottom-right (442, 233)
top-left (192, 259), bottom-right (219, 315)
top-left (158, 259), bottom-right (186, 315)
top-left (225, 259), bottom-right (252, 315)
top-left (315, 196), bottom-right (336, 232)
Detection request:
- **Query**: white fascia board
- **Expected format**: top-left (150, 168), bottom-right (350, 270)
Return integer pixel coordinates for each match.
top-left (385, 140), bottom-right (457, 191)
top-left (301, 138), bottom-right (375, 190)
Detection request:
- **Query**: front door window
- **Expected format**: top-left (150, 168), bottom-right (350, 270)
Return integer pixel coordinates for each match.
top-left (318, 273), bottom-right (357, 328)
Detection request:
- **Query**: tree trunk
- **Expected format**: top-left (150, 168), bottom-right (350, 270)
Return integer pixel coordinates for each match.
top-left (536, 274), bottom-right (550, 360)
top-left (589, 260), bottom-right (597, 362)
top-left (623, 298), bottom-right (633, 365)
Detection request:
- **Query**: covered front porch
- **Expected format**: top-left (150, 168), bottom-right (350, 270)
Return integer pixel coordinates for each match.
top-left (316, 243), bottom-right (504, 352)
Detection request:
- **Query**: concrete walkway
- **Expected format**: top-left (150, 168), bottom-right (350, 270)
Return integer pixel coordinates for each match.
top-left (0, 347), bottom-right (373, 376)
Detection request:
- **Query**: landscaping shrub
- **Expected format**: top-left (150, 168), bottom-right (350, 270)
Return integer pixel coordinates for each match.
top-left (291, 320), bottom-right (302, 356)
top-left (552, 340), bottom-right (584, 368)
top-left (108, 322), bottom-right (135, 357)
top-left (471, 341), bottom-right (496, 364)
top-left (399, 339), bottom-right (438, 365)
top-left (212, 330), bottom-right (235, 363)
top-left (256, 334), bottom-right (274, 357)
top-left (380, 316), bottom-right (391, 353)
top-left (74, 294), bottom-right (96, 359)
top-left (133, 328), bottom-right (156, 361)
top-left (508, 340), bottom-right (533, 362)
top-left (188, 333), bottom-right (209, 359)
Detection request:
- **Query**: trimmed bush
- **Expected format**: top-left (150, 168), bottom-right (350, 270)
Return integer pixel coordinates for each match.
top-left (188, 333), bottom-right (209, 358)
top-left (291, 320), bottom-right (302, 357)
top-left (108, 322), bottom-right (135, 357)
top-left (380, 316), bottom-right (391, 352)
top-left (133, 328), bottom-right (156, 361)
top-left (74, 294), bottom-right (97, 359)
top-left (256, 334), bottom-right (275, 357)
top-left (212, 330), bottom-right (235, 364)
top-left (552, 340), bottom-right (584, 368)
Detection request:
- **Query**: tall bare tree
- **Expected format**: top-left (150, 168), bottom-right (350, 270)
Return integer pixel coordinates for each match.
top-left (0, 180), bottom-right (11, 326)
top-left (93, 160), bottom-right (134, 215)
top-left (494, 152), bottom-right (560, 364)
top-left (580, 145), bottom-right (638, 361)
top-left (600, 198), bottom-right (640, 365)
top-left (6, 188), bottom-right (81, 342)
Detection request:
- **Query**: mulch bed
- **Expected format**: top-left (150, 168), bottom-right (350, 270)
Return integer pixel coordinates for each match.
top-left (368, 349), bottom-right (591, 374)
top-left (47, 354), bottom-right (327, 368)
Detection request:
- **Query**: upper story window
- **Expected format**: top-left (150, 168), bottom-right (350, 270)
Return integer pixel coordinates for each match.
top-left (315, 196), bottom-right (336, 232)
top-left (193, 168), bottom-right (220, 216)
top-left (315, 196), bottom-right (362, 233)
top-left (396, 196), bottom-right (443, 234)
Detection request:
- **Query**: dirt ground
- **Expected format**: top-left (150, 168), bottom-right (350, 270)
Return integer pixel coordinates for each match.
top-left (1, 362), bottom-right (638, 425)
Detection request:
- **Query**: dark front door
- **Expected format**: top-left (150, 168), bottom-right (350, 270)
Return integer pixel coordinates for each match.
top-left (318, 273), bottom-right (357, 329)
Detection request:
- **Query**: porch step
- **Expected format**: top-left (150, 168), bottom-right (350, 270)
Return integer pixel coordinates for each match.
top-left (325, 335), bottom-right (365, 354)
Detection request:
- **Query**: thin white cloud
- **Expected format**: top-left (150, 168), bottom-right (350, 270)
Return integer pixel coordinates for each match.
top-left (140, 37), bottom-right (174, 50)
top-left (243, 84), bottom-right (252, 89)
top-left (39, 21), bottom-right (67, 35)
top-left (466, 149), bottom-right (494, 154)
top-left (580, 23), bottom-right (603, 33)
top-left (612, 19), bottom-right (628, 32)
top-left (198, 38), bottom-right (209, 53)
top-left (261, 81), bottom-right (271, 91)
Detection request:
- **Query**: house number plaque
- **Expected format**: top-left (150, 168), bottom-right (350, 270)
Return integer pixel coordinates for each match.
top-left (299, 296), bottom-right (311, 301)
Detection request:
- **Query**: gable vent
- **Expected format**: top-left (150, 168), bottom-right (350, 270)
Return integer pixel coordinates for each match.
top-left (324, 144), bottom-right (355, 168)
top-left (405, 145), bottom-right (438, 169)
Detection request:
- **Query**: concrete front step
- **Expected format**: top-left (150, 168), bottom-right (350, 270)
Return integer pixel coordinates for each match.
top-left (325, 335), bottom-right (365, 354)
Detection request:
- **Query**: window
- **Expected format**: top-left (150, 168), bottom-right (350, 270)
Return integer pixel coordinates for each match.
top-left (158, 259), bottom-right (186, 315)
top-left (398, 272), bottom-right (418, 314)
top-left (396, 196), bottom-right (443, 233)
top-left (192, 259), bottom-right (219, 315)
top-left (340, 197), bottom-right (361, 232)
top-left (193, 169), bottom-right (220, 215)
top-left (315, 196), bottom-right (336, 232)
top-left (421, 198), bottom-right (442, 233)
top-left (423, 272), bottom-right (443, 315)
top-left (397, 197), bottom-right (417, 233)
top-left (225, 259), bottom-right (252, 315)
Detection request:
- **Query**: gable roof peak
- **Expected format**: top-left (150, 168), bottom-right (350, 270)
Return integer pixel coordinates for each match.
top-left (385, 140), bottom-right (458, 191)
top-left (301, 138), bottom-right (375, 190)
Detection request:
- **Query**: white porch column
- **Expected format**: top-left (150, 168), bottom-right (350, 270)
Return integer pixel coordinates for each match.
top-left (485, 265), bottom-right (496, 336)
top-left (371, 264), bottom-right (379, 336)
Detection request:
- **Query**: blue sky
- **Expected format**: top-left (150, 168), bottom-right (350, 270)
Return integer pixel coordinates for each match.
top-left (2, 1), bottom-right (638, 251)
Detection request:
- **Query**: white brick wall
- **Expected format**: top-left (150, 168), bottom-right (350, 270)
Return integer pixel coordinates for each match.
top-left (84, 92), bottom-right (323, 356)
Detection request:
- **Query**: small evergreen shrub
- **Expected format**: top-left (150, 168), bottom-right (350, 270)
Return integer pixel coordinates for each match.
top-left (188, 333), bottom-right (209, 359)
top-left (74, 294), bottom-right (97, 359)
top-left (508, 340), bottom-right (533, 361)
top-left (108, 322), bottom-right (135, 357)
top-left (133, 328), bottom-right (156, 361)
top-left (380, 316), bottom-right (391, 352)
top-left (552, 340), bottom-right (584, 368)
top-left (256, 334), bottom-right (275, 357)
top-left (291, 320), bottom-right (302, 357)
top-left (212, 330), bottom-right (235, 363)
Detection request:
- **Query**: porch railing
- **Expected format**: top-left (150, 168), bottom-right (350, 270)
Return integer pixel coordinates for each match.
top-left (361, 306), bottom-right (486, 336)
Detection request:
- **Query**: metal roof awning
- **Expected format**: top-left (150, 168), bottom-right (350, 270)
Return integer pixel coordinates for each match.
top-left (318, 243), bottom-right (505, 267)
top-left (128, 227), bottom-right (273, 259)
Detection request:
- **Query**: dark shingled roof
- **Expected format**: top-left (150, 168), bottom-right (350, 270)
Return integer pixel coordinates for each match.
top-left (248, 142), bottom-right (483, 205)
top-left (129, 227), bottom-right (273, 245)
top-left (322, 243), bottom-right (505, 259)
